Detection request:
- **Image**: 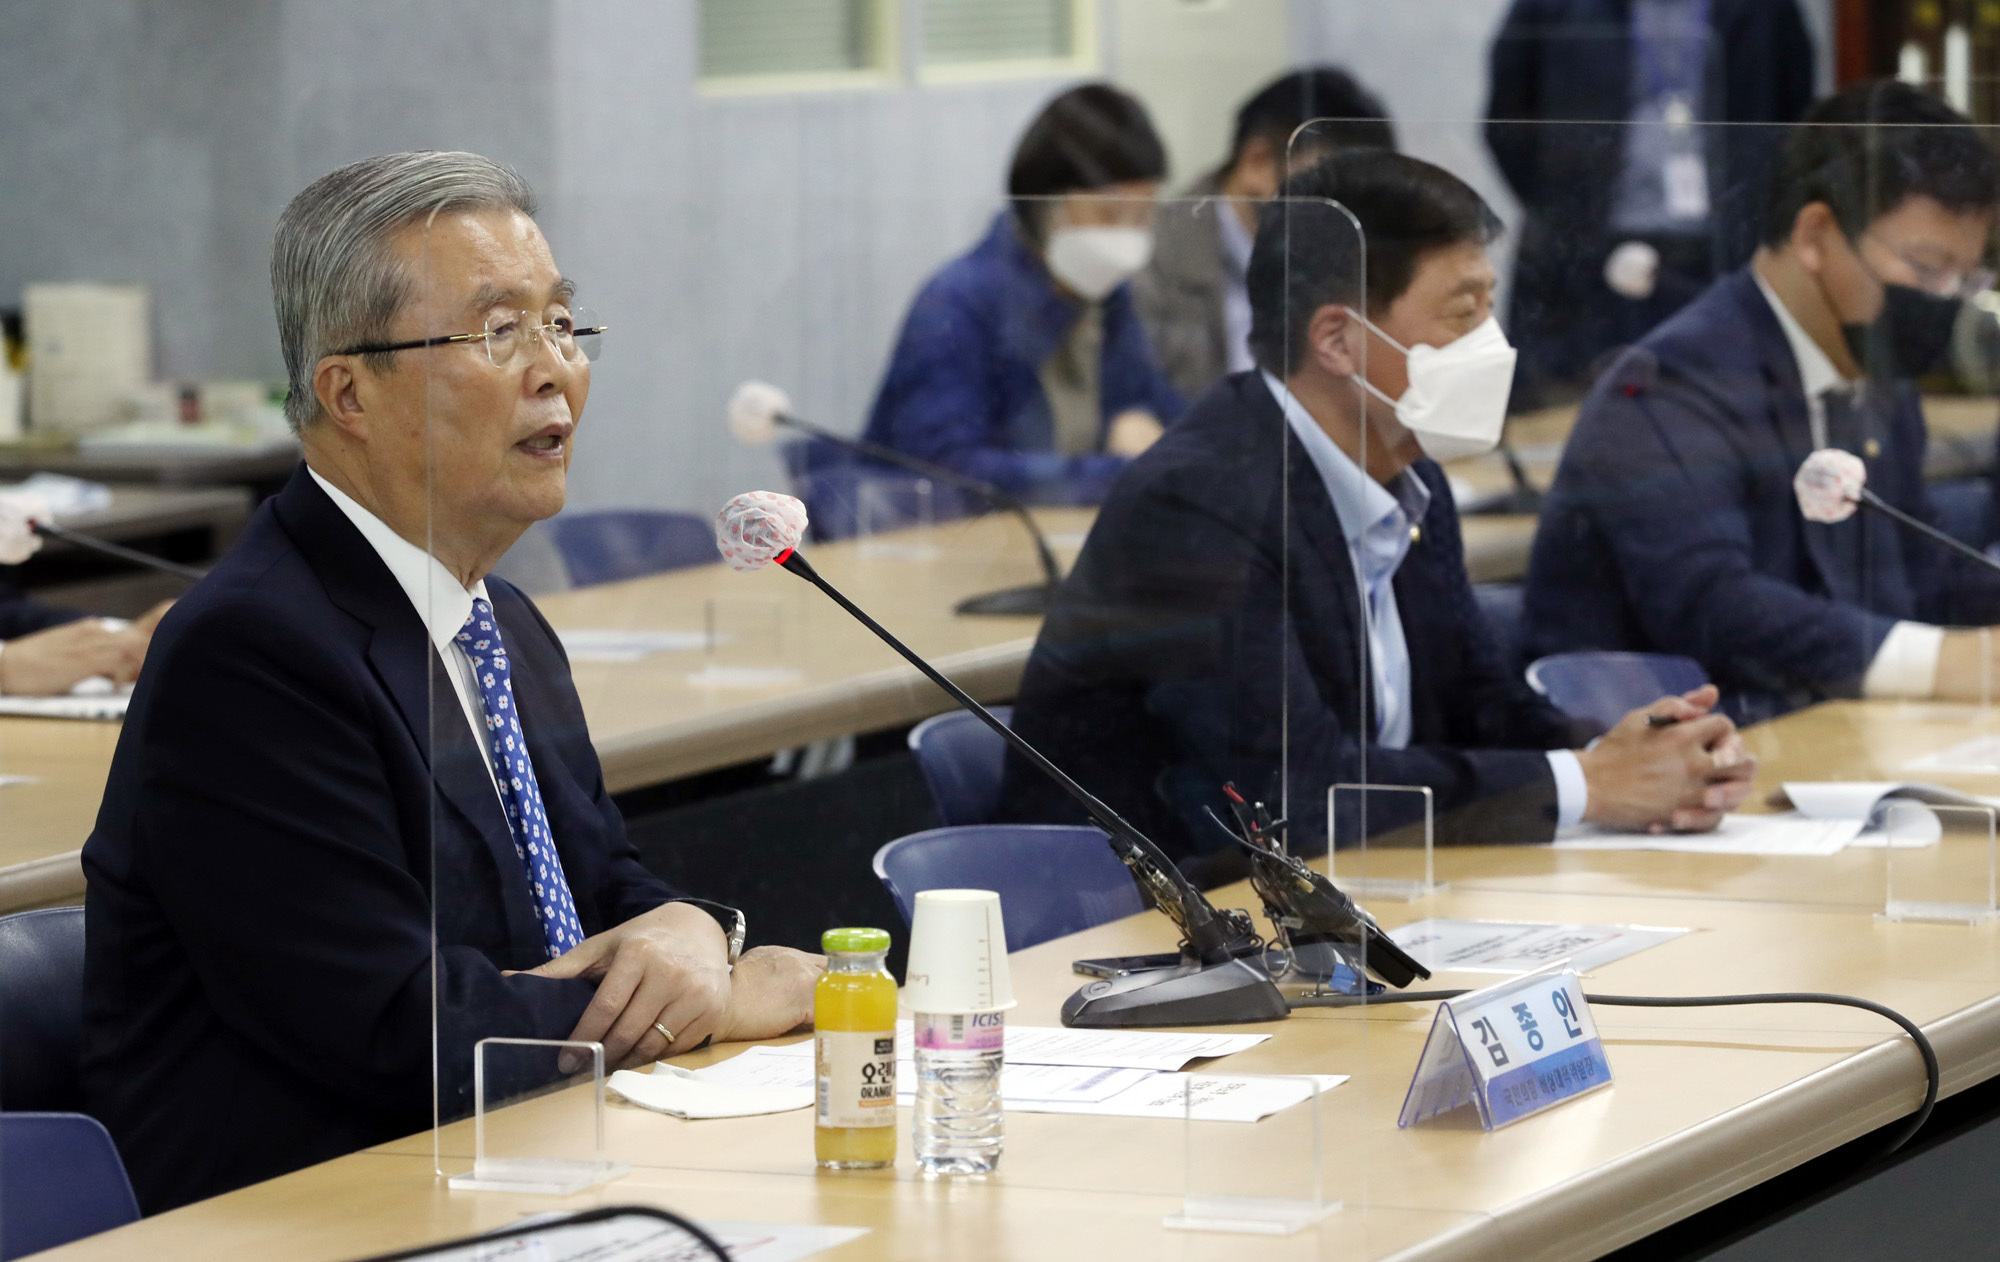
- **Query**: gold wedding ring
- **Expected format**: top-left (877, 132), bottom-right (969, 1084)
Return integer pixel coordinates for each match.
top-left (653, 1021), bottom-right (676, 1046)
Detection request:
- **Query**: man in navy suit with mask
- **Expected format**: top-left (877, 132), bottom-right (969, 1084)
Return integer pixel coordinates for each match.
top-left (1524, 83), bottom-right (2000, 719)
top-left (82, 152), bottom-right (822, 1212)
top-left (1001, 151), bottom-right (1755, 871)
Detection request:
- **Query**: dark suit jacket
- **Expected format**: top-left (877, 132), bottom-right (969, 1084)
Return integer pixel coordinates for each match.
top-left (1485, 0), bottom-right (1813, 393)
top-left (1522, 269), bottom-right (2000, 719)
top-left (999, 372), bottom-right (1591, 865)
top-left (81, 466), bottom-right (679, 1213)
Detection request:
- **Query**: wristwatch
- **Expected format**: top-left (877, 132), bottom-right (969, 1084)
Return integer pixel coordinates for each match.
top-left (677, 898), bottom-right (747, 965)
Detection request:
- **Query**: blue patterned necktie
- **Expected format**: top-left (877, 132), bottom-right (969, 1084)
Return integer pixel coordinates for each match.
top-left (455, 597), bottom-right (584, 959)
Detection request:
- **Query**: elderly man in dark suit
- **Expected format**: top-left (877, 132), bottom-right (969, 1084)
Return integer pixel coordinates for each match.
top-left (81, 152), bottom-right (821, 1213)
top-left (1523, 83), bottom-right (2000, 720)
top-left (1001, 151), bottom-right (1754, 872)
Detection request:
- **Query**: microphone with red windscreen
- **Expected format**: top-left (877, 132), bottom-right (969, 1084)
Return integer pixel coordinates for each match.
top-left (1794, 448), bottom-right (2000, 575)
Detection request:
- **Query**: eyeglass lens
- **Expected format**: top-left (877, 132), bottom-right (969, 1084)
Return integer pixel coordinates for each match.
top-left (482, 308), bottom-right (603, 367)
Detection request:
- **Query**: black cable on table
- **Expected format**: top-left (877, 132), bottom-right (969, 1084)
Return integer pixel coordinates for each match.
top-left (1290, 987), bottom-right (1939, 1154)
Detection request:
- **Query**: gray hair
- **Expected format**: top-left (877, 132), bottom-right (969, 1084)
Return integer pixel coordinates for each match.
top-left (271, 151), bottom-right (538, 433)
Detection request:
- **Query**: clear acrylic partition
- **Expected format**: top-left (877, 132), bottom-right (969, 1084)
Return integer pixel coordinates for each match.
top-left (417, 188), bottom-right (1306, 1200)
top-left (1881, 801), bottom-right (2000, 924)
top-left (1288, 101), bottom-right (2000, 923)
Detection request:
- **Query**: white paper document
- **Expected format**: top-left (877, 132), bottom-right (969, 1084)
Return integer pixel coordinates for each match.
top-left (1389, 918), bottom-right (1690, 975)
top-left (0, 688), bottom-right (129, 721)
top-left (701, 1042), bottom-right (1325, 1122)
top-left (460, 1215), bottom-right (867, 1262)
top-left (608, 1058), bottom-right (814, 1120)
top-left (1903, 735), bottom-right (2000, 775)
top-left (1555, 814), bottom-right (1862, 855)
top-left (556, 628), bottom-right (708, 662)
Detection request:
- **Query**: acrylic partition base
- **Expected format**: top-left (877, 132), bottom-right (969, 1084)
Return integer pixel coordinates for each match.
top-left (1163, 1073), bottom-right (1339, 1235)
top-left (1328, 783), bottom-right (1446, 902)
top-left (446, 1037), bottom-right (631, 1195)
top-left (1878, 803), bottom-right (2000, 927)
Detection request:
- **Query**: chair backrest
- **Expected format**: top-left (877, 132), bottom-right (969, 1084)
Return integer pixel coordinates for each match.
top-left (1526, 651), bottom-right (1710, 731)
top-left (542, 511), bottom-right (717, 587)
top-left (0, 1113), bottom-right (139, 1259)
top-left (907, 706), bottom-right (1013, 827)
top-left (872, 824), bottom-right (1145, 953)
top-left (0, 907), bottom-right (85, 1112)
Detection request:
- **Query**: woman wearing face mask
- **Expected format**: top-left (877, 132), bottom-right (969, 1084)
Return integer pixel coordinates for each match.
top-left (859, 84), bottom-right (1184, 505)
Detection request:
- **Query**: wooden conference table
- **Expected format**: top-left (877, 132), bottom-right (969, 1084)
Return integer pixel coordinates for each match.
top-left (39, 697), bottom-right (2000, 1261)
top-left (0, 501), bottom-right (1540, 912)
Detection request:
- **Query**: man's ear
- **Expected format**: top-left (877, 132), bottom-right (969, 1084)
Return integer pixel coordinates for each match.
top-left (1790, 201), bottom-right (1840, 275)
top-left (1305, 303), bottom-right (1361, 379)
top-left (312, 355), bottom-right (369, 441)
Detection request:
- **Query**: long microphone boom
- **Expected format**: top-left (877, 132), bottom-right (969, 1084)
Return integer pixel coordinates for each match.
top-left (728, 382), bottom-right (1061, 617)
top-left (714, 490), bottom-right (1290, 1027)
top-left (32, 522), bottom-right (207, 582)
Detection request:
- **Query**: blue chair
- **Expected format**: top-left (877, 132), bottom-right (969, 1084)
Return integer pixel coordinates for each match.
top-left (0, 1113), bottom-right (139, 1258)
top-left (872, 825), bottom-right (1145, 953)
top-left (1526, 651), bottom-right (1710, 731)
top-left (541, 511), bottom-right (717, 587)
top-left (0, 907), bottom-right (86, 1112)
top-left (907, 706), bottom-right (1013, 827)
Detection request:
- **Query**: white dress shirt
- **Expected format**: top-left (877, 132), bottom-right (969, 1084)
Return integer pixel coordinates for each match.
top-left (308, 467), bottom-right (502, 798)
top-left (1263, 374), bottom-right (1588, 826)
top-left (1752, 268), bottom-right (1944, 698)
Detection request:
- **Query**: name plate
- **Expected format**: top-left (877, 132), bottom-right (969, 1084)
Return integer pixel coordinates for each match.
top-left (1397, 963), bottom-right (1611, 1131)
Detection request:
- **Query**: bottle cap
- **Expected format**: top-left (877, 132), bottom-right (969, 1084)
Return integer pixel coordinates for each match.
top-left (821, 926), bottom-right (891, 955)
top-left (902, 889), bottom-right (1016, 1014)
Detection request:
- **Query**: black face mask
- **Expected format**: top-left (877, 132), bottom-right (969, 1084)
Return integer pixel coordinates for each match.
top-left (1840, 283), bottom-right (1962, 382)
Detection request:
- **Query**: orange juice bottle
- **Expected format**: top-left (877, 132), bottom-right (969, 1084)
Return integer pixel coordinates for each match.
top-left (814, 927), bottom-right (898, 1168)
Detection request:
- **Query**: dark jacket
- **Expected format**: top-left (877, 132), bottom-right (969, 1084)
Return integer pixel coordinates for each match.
top-left (81, 466), bottom-right (678, 1212)
top-left (862, 212), bottom-right (1184, 504)
top-left (1000, 372), bottom-right (1590, 864)
top-left (1522, 268), bottom-right (2000, 718)
top-left (1485, 0), bottom-right (1814, 393)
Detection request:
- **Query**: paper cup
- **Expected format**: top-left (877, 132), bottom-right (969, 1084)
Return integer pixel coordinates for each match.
top-left (902, 889), bottom-right (1016, 1014)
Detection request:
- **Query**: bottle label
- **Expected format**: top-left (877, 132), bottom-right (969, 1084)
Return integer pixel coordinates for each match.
top-left (913, 1011), bottom-right (1005, 1052)
top-left (816, 1030), bottom-right (897, 1128)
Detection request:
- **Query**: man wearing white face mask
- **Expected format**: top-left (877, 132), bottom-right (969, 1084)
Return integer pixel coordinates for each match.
top-left (860, 84), bottom-right (1184, 505)
top-left (1001, 151), bottom-right (1755, 870)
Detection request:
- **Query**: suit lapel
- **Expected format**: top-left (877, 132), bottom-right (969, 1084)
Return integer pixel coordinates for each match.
top-left (1280, 428), bottom-right (1373, 737)
top-left (272, 465), bottom-right (546, 950)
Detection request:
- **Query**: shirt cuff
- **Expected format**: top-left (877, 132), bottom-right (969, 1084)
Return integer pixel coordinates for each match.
top-left (1862, 621), bottom-right (1945, 699)
top-left (1546, 749), bottom-right (1588, 830)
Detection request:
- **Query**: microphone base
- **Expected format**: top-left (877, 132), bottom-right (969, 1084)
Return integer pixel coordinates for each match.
top-left (953, 583), bottom-right (1054, 618)
top-left (1060, 957), bottom-right (1290, 1028)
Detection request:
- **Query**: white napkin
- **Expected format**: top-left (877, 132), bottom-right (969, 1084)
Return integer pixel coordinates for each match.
top-left (607, 1061), bottom-right (813, 1120)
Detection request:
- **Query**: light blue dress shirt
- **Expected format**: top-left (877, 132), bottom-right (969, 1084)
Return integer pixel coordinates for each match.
top-left (1261, 373), bottom-right (1588, 826)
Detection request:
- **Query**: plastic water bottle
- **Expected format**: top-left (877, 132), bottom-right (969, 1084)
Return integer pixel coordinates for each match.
top-left (912, 1010), bottom-right (1004, 1174)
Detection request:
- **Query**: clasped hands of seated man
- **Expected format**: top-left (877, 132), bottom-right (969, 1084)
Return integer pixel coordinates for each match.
top-left (1575, 684), bottom-right (1757, 834)
top-left (513, 900), bottom-right (825, 1072)
top-left (0, 600), bottom-right (171, 697)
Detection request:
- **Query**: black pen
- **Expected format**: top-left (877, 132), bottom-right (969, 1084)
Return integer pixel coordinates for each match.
top-left (1645, 714), bottom-right (1681, 728)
